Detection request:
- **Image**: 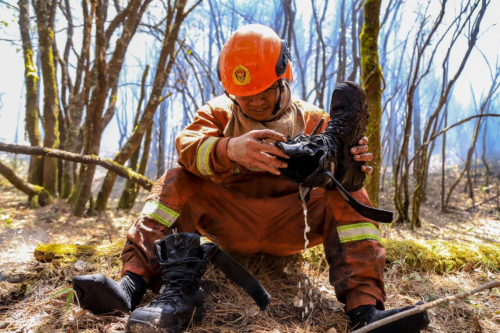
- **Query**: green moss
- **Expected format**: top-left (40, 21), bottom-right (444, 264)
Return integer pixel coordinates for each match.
top-left (295, 238), bottom-right (500, 274)
top-left (382, 239), bottom-right (500, 273)
top-left (34, 242), bottom-right (125, 263)
top-left (33, 239), bottom-right (499, 275)
top-left (29, 195), bottom-right (40, 208)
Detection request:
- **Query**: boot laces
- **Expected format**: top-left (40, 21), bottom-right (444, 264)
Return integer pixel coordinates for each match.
top-left (314, 118), bottom-right (344, 152)
top-left (150, 258), bottom-right (205, 306)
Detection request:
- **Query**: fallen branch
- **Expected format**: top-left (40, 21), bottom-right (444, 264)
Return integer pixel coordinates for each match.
top-left (466, 193), bottom-right (500, 211)
top-left (352, 280), bottom-right (500, 333)
top-left (0, 159), bottom-right (52, 205)
top-left (0, 142), bottom-right (155, 191)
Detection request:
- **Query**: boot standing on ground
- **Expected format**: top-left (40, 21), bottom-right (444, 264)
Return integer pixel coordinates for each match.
top-left (73, 24), bottom-right (429, 333)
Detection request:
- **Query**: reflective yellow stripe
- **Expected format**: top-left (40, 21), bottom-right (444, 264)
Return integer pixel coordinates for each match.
top-left (196, 137), bottom-right (218, 176)
top-left (140, 200), bottom-right (180, 228)
top-left (337, 222), bottom-right (381, 244)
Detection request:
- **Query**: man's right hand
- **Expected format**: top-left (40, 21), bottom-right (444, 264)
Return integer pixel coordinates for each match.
top-left (227, 129), bottom-right (289, 175)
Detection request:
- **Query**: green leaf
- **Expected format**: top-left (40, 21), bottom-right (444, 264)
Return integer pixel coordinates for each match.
top-left (50, 287), bottom-right (73, 299)
top-left (66, 290), bottom-right (74, 311)
top-left (439, 301), bottom-right (450, 307)
top-left (467, 227), bottom-right (475, 232)
top-left (5, 218), bottom-right (12, 228)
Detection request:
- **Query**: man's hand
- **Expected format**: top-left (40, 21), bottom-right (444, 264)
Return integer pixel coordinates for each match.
top-left (227, 129), bottom-right (289, 175)
top-left (350, 136), bottom-right (373, 174)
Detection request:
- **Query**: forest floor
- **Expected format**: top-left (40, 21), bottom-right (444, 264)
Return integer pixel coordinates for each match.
top-left (0, 162), bottom-right (499, 332)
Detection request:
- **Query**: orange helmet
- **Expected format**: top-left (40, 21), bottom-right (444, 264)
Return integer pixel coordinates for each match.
top-left (217, 24), bottom-right (293, 97)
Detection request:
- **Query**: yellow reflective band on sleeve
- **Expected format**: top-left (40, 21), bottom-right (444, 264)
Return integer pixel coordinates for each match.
top-left (337, 222), bottom-right (381, 244)
top-left (196, 137), bottom-right (218, 176)
top-left (140, 200), bottom-right (180, 228)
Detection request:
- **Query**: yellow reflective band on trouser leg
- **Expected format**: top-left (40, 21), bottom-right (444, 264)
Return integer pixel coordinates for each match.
top-left (196, 137), bottom-right (218, 176)
top-left (337, 222), bottom-right (381, 243)
top-left (140, 200), bottom-right (180, 228)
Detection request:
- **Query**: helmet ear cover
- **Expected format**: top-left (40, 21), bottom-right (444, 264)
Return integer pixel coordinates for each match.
top-left (275, 40), bottom-right (291, 77)
top-left (216, 55), bottom-right (221, 81)
top-left (217, 39), bottom-right (292, 85)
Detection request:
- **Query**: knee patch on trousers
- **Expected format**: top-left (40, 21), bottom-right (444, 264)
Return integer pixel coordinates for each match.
top-left (337, 222), bottom-right (381, 244)
top-left (141, 200), bottom-right (180, 228)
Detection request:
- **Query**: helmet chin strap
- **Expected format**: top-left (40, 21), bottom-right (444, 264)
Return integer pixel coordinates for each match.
top-left (272, 79), bottom-right (284, 115)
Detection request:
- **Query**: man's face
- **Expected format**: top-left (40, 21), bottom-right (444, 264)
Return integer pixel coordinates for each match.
top-left (234, 82), bottom-right (279, 121)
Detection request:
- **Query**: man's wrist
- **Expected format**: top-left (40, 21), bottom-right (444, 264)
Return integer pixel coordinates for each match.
top-left (226, 137), bottom-right (236, 162)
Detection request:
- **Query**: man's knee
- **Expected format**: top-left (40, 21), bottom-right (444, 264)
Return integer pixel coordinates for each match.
top-left (150, 167), bottom-right (203, 204)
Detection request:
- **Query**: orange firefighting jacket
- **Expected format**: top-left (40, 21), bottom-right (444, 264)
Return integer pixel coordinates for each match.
top-left (175, 95), bottom-right (330, 182)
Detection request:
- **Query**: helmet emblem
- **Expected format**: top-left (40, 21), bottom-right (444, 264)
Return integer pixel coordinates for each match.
top-left (232, 65), bottom-right (251, 86)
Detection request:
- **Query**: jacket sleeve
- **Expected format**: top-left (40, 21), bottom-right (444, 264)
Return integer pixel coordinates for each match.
top-left (175, 103), bottom-right (237, 181)
top-left (296, 99), bottom-right (330, 135)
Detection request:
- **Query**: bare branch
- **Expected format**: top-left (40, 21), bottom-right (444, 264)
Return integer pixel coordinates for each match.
top-left (0, 143), bottom-right (155, 190)
top-left (353, 280), bottom-right (500, 333)
top-left (0, 0), bottom-right (18, 10)
top-left (0, 160), bottom-right (52, 204)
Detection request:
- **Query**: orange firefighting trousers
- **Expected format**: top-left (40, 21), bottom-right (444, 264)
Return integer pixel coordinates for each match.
top-left (121, 167), bottom-right (386, 312)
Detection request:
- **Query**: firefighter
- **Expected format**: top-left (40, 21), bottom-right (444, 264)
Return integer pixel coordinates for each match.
top-left (73, 24), bottom-right (429, 333)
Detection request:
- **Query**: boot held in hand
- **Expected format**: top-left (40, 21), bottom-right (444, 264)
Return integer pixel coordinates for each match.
top-left (275, 81), bottom-right (370, 193)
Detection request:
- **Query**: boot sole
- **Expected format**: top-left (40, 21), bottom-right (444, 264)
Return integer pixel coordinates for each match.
top-left (126, 308), bottom-right (203, 333)
top-left (127, 320), bottom-right (181, 333)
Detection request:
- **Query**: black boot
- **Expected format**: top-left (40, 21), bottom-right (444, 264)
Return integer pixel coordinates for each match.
top-left (327, 81), bottom-right (370, 191)
top-left (275, 81), bottom-right (369, 194)
top-left (126, 232), bottom-right (218, 333)
top-left (72, 271), bottom-right (147, 315)
top-left (349, 302), bottom-right (430, 333)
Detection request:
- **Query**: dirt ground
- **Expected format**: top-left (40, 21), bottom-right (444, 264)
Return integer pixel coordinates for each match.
top-left (0, 163), bottom-right (499, 332)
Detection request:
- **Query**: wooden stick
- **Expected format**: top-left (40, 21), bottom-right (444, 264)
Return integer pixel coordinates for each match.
top-left (0, 142), bottom-right (155, 190)
top-left (352, 280), bottom-right (500, 333)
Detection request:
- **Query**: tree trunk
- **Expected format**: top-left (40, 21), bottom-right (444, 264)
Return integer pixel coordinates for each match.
top-left (360, 0), bottom-right (383, 207)
top-left (95, 0), bottom-right (191, 211)
top-left (347, 1), bottom-right (362, 82)
top-left (73, 0), bottom-right (149, 216)
top-left (117, 75), bottom-right (148, 209)
top-left (412, 0), bottom-right (488, 228)
top-left (412, 86), bottom-right (421, 179)
top-left (61, 0), bottom-right (92, 199)
top-left (34, 0), bottom-right (60, 197)
top-left (441, 104), bottom-right (448, 212)
top-left (18, 0), bottom-right (44, 190)
top-left (157, 90), bottom-right (168, 179)
top-left (481, 122), bottom-right (490, 188)
top-left (336, 0), bottom-right (346, 83)
top-left (118, 123), bottom-right (153, 209)
top-left (73, 0), bottom-right (109, 216)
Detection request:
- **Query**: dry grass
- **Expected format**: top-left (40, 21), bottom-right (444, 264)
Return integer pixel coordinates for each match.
top-left (0, 248), bottom-right (499, 332)
top-left (0, 159), bottom-right (499, 332)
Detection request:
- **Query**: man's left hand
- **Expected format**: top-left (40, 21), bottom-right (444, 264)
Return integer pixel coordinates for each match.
top-left (350, 136), bottom-right (373, 174)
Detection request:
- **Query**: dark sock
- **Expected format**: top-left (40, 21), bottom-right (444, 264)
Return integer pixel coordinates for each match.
top-left (72, 272), bottom-right (147, 315)
top-left (348, 302), bottom-right (430, 333)
top-left (118, 271), bottom-right (147, 310)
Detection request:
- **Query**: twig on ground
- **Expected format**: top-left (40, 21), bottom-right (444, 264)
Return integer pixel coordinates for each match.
top-left (352, 280), bottom-right (500, 333)
top-left (465, 193), bottom-right (500, 211)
